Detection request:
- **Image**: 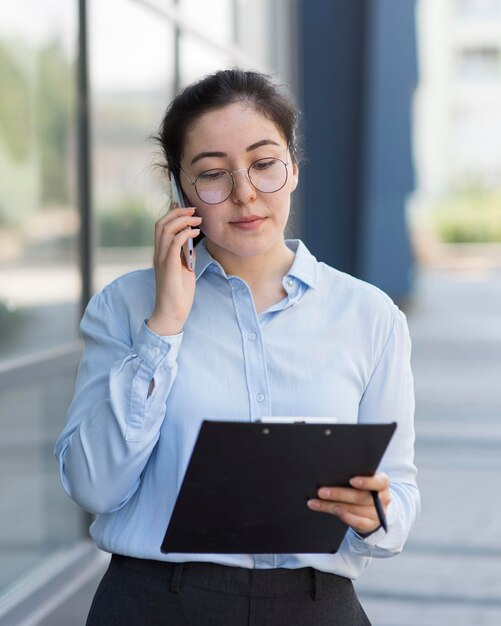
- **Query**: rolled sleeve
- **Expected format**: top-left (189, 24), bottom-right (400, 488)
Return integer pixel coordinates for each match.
top-left (347, 306), bottom-right (420, 558)
top-left (55, 291), bottom-right (184, 515)
top-left (122, 322), bottom-right (183, 442)
top-left (132, 321), bottom-right (183, 368)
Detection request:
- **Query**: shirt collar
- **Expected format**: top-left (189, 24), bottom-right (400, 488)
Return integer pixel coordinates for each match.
top-left (283, 239), bottom-right (318, 289)
top-left (194, 239), bottom-right (217, 280)
top-left (194, 238), bottom-right (318, 289)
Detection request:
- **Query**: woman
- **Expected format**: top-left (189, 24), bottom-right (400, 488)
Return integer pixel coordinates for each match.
top-left (55, 69), bottom-right (420, 625)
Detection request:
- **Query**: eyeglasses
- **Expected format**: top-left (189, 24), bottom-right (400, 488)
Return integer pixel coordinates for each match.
top-left (180, 157), bottom-right (289, 205)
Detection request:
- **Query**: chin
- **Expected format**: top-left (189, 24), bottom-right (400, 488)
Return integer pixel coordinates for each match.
top-left (206, 228), bottom-right (286, 260)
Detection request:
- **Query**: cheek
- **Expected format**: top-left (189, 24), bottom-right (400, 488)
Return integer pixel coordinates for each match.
top-left (274, 191), bottom-right (293, 218)
top-left (195, 209), bottom-right (222, 236)
top-left (183, 190), bottom-right (198, 208)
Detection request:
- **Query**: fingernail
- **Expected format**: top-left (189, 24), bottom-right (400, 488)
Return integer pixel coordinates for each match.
top-left (350, 478), bottom-right (363, 488)
top-left (318, 488), bottom-right (331, 498)
top-left (307, 500), bottom-right (320, 510)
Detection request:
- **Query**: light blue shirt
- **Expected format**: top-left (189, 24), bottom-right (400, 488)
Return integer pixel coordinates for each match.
top-left (55, 240), bottom-right (419, 579)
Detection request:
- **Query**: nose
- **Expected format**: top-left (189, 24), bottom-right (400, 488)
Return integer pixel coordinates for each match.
top-left (230, 168), bottom-right (257, 203)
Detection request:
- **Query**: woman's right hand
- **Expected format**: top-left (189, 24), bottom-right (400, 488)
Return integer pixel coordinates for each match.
top-left (147, 206), bottom-right (202, 336)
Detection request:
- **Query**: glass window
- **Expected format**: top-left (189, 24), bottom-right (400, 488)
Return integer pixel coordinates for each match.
top-left (0, 370), bottom-right (83, 593)
top-left (89, 0), bottom-right (175, 290)
top-left (234, 0), bottom-right (273, 69)
top-left (179, 34), bottom-right (233, 86)
top-left (179, 0), bottom-right (235, 45)
top-left (455, 0), bottom-right (501, 18)
top-left (0, 2), bottom-right (80, 362)
top-left (456, 47), bottom-right (501, 79)
top-left (0, 0), bottom-right (82, 597)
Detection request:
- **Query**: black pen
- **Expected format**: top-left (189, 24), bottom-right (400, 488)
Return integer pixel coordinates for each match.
top-left (371, 491), bottom-right (388, 533)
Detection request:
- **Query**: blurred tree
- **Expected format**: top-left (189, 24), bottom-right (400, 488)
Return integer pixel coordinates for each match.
top-left (36, 39), bottom-right (74, 206)
top-left (0, 43), bottom-right (31, 162)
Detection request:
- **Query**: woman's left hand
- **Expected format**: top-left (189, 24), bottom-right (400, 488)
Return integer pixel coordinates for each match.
top-left (307, 472), bottom-right (391, 535)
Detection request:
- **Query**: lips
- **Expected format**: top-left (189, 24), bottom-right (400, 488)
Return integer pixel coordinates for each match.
top-left (229, 215), bottom-right (266, 231)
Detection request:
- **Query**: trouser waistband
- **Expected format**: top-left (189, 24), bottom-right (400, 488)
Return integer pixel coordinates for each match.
top-left (111, 554), bottom-right (351, 600)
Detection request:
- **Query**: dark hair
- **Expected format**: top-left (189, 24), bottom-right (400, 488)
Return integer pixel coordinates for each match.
top-left (155, 68), bottom-right (302, 178)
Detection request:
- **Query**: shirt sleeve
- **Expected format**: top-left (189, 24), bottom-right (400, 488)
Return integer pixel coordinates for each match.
top-left (347, 305), bottom-right (421, 558)
top-left (54, 289), bottom-right (182, 515)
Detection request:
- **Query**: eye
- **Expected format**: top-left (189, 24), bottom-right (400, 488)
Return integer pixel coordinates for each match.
top-left (197, 169), bottom-right (228, 183)
top-left (252, 158), bottom-right (279, 172)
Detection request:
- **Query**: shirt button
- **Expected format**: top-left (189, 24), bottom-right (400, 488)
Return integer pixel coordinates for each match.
top-left (248, 332), bottom-right (257, 341)
top-left (151, 347), bottom-right (160, 356)
top-left (256, 393), bottom-right (265, 403)
top-left (287, 279), bottom-right (294, 287)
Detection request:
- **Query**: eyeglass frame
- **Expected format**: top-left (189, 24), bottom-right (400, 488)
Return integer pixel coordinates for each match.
top-left (178, 153), bottom-right (290, 205)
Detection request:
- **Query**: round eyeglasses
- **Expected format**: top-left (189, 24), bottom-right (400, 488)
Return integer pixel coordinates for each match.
top-left (180, 157), bottom-right (289, 205)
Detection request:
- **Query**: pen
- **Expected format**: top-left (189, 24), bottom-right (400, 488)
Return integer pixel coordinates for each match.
top-left (371, 491), bottom-right (388, 533)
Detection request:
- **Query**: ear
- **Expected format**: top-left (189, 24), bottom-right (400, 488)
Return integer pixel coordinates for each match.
top-left (290, 161), bottom-right (299, 192)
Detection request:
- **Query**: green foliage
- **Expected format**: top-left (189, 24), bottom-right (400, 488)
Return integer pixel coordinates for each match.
top-left (0, 38), bottom-right (74, 205)
top-left (0, 43), bottom-right (31, 161)
top-left (98, 198), bottom-right (154, 247)
top-left (37, 41), bottom-right (74, 205)
top-left (432, 188), bottom-right (501, 243)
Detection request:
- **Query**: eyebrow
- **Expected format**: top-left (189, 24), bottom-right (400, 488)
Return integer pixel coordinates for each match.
top-left (190, 139), bottom-right (282, 166)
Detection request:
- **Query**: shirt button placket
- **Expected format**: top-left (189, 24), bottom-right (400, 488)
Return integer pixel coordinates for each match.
top-left (230, 277), bottom-right (271, 422)
top-left (229, 279), bottom-right (274, 569)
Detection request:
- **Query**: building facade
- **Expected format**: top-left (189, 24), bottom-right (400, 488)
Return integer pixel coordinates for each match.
top-left (415, 0), bottom-right (501, 197)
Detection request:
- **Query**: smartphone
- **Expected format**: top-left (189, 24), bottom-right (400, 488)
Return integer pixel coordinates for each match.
top-left (171, 174), bottom-right (194, 271)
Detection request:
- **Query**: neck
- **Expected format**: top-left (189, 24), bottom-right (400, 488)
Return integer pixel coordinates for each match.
top-left (205, 239), bottom-right (294, 288)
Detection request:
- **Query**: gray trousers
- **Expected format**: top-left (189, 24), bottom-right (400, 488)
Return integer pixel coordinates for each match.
top-left (86, 555), bottom-right (371, 625)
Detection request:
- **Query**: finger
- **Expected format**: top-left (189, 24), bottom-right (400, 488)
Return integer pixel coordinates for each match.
top-left (349, 472), bottom-right (390, 494)
top-left (154, 208), bottom-right (197, 254)
top-left (316, 486), bottom-right (373, 506)
top-left (307, 500), bottom-right (381, 534)
top-left (331, 506), bottom-right (381, 535)
top-left (165, 228), bottom-right (201, 266)
top-left (155, 206), bottom-right (196, 231)
top-left (154, 209), bottom-right (198, 247)
top-left (307, 499), bottom-right (376, 520)
top-left (155, 216), bottom-right (202, 265)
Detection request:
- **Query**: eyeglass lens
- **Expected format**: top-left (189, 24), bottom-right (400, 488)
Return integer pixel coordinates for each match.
top-left (195, 158), bottom-right (287, 204)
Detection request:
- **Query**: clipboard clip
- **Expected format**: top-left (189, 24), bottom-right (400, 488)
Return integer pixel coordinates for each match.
top-left (259, 417), bottom-right (340, 425)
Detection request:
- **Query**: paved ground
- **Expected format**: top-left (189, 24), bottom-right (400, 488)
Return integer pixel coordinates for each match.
top-left (33, 263), bottom-right (501, 625)
top-left (355, 266), bottom-right (501, 625)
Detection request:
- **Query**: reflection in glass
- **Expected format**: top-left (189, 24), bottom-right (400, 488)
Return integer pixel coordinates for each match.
top-left (179, 34), bottom-right (233, 88)
top-left (0, 0), bottom-right (82, 598)
top-left (0, 371), bottom-right (83, 594)
top-left (90, 0), bottom-right (175, 290)
top-left (179, 0), bottom-right (235, 45)
top-left (0, 3), bottom-right (80, 363)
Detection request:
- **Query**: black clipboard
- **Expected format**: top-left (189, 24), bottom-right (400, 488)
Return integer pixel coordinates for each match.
top-left (161, 420), bottom-right (396, 555)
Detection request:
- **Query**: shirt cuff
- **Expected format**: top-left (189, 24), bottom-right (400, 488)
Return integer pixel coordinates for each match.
top-left (131, 321), bottom-right (183, 368)
top-left (356, 525), bottom-right (382, 539)
top-left (350, 525), bottom-right (387, 547)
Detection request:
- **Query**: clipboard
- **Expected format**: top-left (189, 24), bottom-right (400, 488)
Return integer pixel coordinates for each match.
top-left (161, 420), bottom-right (396, 555)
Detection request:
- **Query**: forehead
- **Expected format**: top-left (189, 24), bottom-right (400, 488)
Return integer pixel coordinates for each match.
top-left (182, 102), bottom-right (286, 158)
